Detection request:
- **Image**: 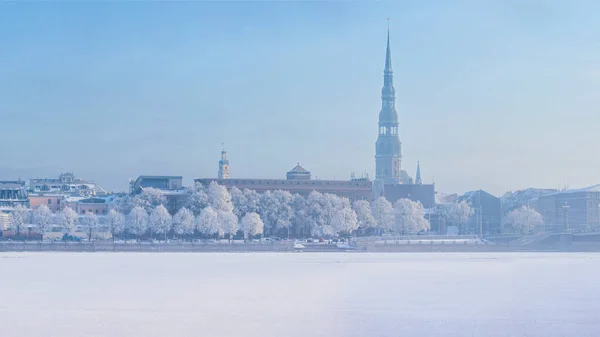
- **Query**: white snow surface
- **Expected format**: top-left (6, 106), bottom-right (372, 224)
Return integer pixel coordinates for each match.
top-left (1, 253), bottom-right (599, 337)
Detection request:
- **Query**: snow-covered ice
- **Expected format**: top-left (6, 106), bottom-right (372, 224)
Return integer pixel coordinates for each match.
top-left (1, 252), bottom-right (599, 337)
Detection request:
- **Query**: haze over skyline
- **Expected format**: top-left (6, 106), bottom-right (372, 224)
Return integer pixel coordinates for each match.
top-left (1, 1), bottom-right (598, 195)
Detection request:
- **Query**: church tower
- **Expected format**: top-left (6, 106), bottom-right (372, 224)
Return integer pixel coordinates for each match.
top-left (375, 26), bottom-right (402, 184)
top-left (415, 161), bottom-right (422, 185)
top-left (218, 147), bottom-right (230, 179)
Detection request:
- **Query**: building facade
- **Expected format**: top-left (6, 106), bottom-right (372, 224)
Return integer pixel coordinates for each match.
top-left (130, 176), bottom-right (183, 194)
top-left (29, 195), bottom-right (65, 213)
top-left (196, 164), bottom-right (372, 201)
top-left (458, 190), bottom-right (502, 235)
top-left (534, 185), bottom-right (600, 232)
top-left (0, 181), bottom-right (30, 230)
top-left (29, 172), bottom-right (105, 197)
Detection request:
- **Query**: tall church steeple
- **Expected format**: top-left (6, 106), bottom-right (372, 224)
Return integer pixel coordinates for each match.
top-left (375, 24), bottom-right (402, 184)
top-left (218, 145), bottom-right (230, 179)
top-left (415, 161), bottom-right (422, 185)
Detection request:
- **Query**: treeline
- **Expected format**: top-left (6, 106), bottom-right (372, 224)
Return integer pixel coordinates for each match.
top-left (8, 182), bottom-right (439, 240)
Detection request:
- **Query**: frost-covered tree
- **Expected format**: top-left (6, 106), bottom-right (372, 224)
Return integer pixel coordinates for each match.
top-left (9, 204), bottom-right (29, 237)
top-left (303, 191), bottom-right (328, 237)
top-left (207, 182), bottom-right (233, 213)
top-left (371, 197), bottom-right (394, 233)
top-left (150, 205), bottom-right (172, 240)
top-left (219, 210), bottom-right (239, 242)
top-left (133, 187), bottom-right (167, 214)
top-left (185, 182), bottom-right (209, 216)
top-left (106, 209), bottom-right (125, 241)
top-left (443, 201), bottom-right (474, 234)
top-left (127, 206), bottom-right (149, 239)
top-left (196, 206), bottom-right (222, 239)
top-left (59, 207), bottom-right (79, 236)
top-left (113, 194), bottom-right (135, 215)
top-left (241, 212), bottom-right (264, 240)
top-left (331, 206), bottom-right (359, 237)
top-left (33, 204), bottom-right (53, 237)
top-left (305, 193), bottom-right (346, 237)
top-left (352, 200), bottom-right (377, 235)
top-left (393, 199), bottom-right (430, 235)
top-left (243, 188), bottom-right (261, 214)
top-left (230, 187), bottom-right (247, 219)
top-left (259, 190), bottom-right (293, 238)
top-left (290, 193), bottom-right (308, 237)
top-left (172, 207), bottom-right (195, 238)
top-left (80, 212), bottom-right (99, 241)
top-left (503, 206), bottom-right (543, 234)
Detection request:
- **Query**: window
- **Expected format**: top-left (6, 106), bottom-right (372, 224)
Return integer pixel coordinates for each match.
top-left (48, 199), bottom-right (52, 204)
top-left (57, 199), bottom-right (60, 205)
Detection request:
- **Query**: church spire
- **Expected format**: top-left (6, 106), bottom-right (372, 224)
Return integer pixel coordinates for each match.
top-left (415, 161), bottom-right (422, 185)
top-left (384, 23), bottom-right (392, 75)
top-left (375, 22), bottom-right (402, 185)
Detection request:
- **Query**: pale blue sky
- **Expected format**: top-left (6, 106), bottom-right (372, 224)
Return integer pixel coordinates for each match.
top-left (1, 1), bottom-right (598, 195)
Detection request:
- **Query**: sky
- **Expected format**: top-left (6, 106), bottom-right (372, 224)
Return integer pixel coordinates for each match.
top-left (1, 1), bottom-right (599, 196)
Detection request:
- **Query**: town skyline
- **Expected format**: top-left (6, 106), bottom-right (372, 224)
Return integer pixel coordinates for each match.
top-left (2, 2), bottom-right (599, 195)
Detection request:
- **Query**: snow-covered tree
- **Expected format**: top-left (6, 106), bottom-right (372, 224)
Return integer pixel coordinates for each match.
top-left (196, 206), bottom-right (222, 239)
top-left (371, 197), bottom-right (394, 233)
top-left (243, 188), bottom-right (261, 214)
top-left (219, 210), bottom-right (239, 242)
top-left (59, 207), bottom-right (79, 236)
top-left (303, 191), bottom-right (331, 237)
top-left (259, 190), bottom-right (293, 238)
top-left (503, 206), bottom-right (543, 234)
top-left (9, 204), bottom-right (29, 237)
top-left (230, 187), bottom-right (247, 219)
top-left (443, 201), bottom-right (474, 234)
top-left (172, 207), bottom-right (195, 238)
top-left (133, 187), bottom-right (167, 214)
top-left (185, 182), bottom-right (209, 216)
top-left (331, 206), bottom-right (359, 237)
top-left (290, 193), bottom-right (308, 237)
top-left (241, 212), bottom-right (264, 239)
top-left (33, 204), bottom-right (53, 237)
top-left (106, 209), bottom-right (125, 241)
top-left (127, 206), bottom-right (148, 239)
top-left (352, 200), bottom-right (377, 235)
top-left (393, 199), bottom-right (430, 235)
top-left (113, 194), bottom-right (135, 215)
top-left (80, 212), bottom-right (99, 241)
top-left (149, 205), bottom-right (172, 240)
top-left (207, 182), bottom-right (233, 213)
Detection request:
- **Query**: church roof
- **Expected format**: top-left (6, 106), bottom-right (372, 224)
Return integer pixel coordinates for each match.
top-left (288, 164), bottom-right (310, 174)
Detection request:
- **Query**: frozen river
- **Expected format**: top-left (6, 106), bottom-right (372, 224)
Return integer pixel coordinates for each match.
top-left (1, 253), bottom-right (599, 337)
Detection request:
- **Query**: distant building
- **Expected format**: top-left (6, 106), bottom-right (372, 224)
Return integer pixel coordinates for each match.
top-left (458, 190), bottom-right (502, 235)
top-left (0, 180), bottom-right (30, 230)
top-left (29, 194), bottom-right (65, 213)
top-left (533, 185), bottom-right (600, 232)
top-left (218, 148), bottom-right (231, 179)
top-left (196, 163), bottom-right (372, 201)
top-left (64, 196), bottom-right (112, 215)
top-left (286, 164), bottom-right (311, 181)
top-left (130, 176), bottom-right (183, 194)
top-left (371, 29), bottom-right (435, 209)
top-left (501, 188), bottom-right (558, 213)
top-left (29, 172), bottom-right (105, 197)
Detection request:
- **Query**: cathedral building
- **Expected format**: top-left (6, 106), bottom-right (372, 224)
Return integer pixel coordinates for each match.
top-left (373, 27), bottom-right (435, 208)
